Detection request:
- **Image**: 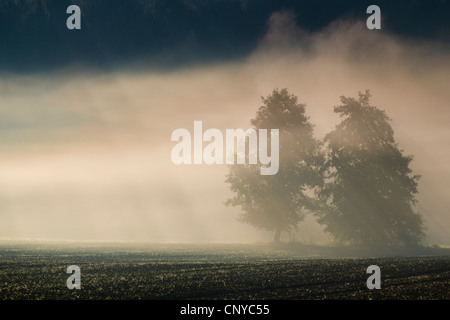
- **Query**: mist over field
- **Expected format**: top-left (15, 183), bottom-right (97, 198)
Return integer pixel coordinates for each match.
top-left (0, 5), bottom-right (449, 245)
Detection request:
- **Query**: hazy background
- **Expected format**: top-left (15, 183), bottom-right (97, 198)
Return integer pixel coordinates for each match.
top-left (0, 1), bottom-right (449, 244)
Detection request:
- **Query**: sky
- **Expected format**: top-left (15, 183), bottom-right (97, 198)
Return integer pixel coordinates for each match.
top-left (0, 1), bottom-right (449, 244)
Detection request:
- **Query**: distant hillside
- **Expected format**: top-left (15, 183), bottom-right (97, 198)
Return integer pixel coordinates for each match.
top-left (1, 0), bottom-right (450, 73)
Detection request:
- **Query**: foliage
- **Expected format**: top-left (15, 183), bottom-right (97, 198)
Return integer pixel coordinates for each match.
top-left (225, 88), bottom-right (323, 242)
top-left (317, 91), bottom-right (424, 245)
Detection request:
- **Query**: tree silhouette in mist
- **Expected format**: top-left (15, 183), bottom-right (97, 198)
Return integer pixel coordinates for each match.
top-left (317, 91), bottom-right (424, 245)
top-left (225, 88), bottom-right (323, 242)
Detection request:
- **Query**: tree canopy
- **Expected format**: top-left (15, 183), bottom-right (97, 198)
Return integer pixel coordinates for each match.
top-left (226, 89), bottom-right (424, 246)
top-left (225, 88), bottom-right (323, 242)
top-left (317, 91), bottom-right (424, 245)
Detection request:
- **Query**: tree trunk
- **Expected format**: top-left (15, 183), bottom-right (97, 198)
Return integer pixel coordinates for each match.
top-left (273, 228), bottom-right (281, 243)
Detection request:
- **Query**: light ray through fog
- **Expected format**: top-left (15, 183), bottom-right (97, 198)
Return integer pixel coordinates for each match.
top-left (0, 13), bottom-right (449, 244)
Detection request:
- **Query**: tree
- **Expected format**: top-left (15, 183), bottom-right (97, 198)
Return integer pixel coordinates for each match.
top-left (318, 91), bottom-right (424, 245)
top-left (225, 88), bottom-right (323, 242)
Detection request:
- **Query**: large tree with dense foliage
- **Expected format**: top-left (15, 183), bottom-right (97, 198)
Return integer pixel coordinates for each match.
top-left (225, 88), bottom-right (323, 242)
top-left (318, 91), bottom-right (424, 245)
